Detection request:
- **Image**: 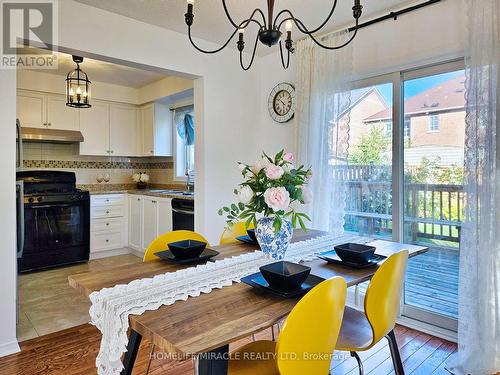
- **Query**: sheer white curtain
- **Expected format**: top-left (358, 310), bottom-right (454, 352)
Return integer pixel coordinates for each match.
top-left (448, 1), bottom-right (500, 374)
top-left (296, 32), bottom-right (353, 235)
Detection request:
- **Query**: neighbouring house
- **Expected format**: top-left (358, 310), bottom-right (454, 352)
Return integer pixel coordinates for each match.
top-left (363, 75), bottom-right (466, 167)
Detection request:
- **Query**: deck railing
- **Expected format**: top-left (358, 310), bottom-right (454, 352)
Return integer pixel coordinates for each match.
top-left (335, 165), bottom-right (464, 247)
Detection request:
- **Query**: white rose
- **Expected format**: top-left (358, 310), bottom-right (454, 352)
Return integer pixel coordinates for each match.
top-left (132, 173), bottom-right (140, 182)
top-left (252, 158), bottom-right (271, 174)
top-left (140, 173), bottom-right (150, 183)
top-left (283, 163), bottom-right (295, 172)
top-left (301, 186), bottom-right (313, 204)
top-left (237, 185), bottom-right (254, 204)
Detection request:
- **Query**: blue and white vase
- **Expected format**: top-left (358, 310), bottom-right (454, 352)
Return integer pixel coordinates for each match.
top-left (255, 217), bottom-right (293, 260)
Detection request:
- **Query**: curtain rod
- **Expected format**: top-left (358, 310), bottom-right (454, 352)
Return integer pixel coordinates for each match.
top-left (347, 0), bottom-right (442, 33)
top-left (169, 104), bottom-right (194, 112)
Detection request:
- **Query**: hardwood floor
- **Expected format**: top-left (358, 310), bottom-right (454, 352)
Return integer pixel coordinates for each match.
top-left (1, 323), bottom-right (456, 375)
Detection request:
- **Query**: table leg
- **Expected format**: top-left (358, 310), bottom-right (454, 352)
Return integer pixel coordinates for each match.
top-left (121, 329), bottom-right (142, 375)
top-left (197, 344), bottom-right (230, 375)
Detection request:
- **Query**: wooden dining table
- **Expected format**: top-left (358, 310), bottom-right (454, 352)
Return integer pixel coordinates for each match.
top-left (68, 230), bottom-right (427, 375)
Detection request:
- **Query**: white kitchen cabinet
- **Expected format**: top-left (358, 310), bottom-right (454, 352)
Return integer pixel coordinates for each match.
top-left (134, 195), bottom-right (173, 252)
top-left (79, 100), bottom-right (110, 156)
top-left (16, 91), bottom-right (46, 128)
top-left (90, 194), bottom-right (127, 254)
top-left (157, 198), bottom-right (173, 235)
top-left (16, 90), bottom-right (79, 130)
top-left (141, 196), bottom-right (158, 251)
top-left (128, 195), bottom-right (143, 252)
top-left (109, 104), bottom-right (139, 156)
top-left (140, 102), bottom-right (172, 157)
top-left (46, 95), bottom-right (79, 130)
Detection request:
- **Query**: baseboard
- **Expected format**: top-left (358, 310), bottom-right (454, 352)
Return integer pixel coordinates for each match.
top-left (90, 247), bottom-right (132, 260)
top-left (0, 340), bottom-right (20, 357)
top-left (129, 248), bottom-right (145, 259)
top-left (397, 316), bottom-right (458, 343)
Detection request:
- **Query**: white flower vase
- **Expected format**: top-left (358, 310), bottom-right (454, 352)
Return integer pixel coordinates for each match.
top-left (255, 217), bottom-right (293, 260)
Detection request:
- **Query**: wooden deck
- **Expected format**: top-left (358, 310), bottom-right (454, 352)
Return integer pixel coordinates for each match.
top-left (405, 246), bottom-right (459, 318)
top-left (359, 245), bottom-right (459, 318)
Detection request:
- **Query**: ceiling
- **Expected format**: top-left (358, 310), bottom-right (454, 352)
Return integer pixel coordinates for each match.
top-left (75, 0), bottom-right (420, 56)
top-left (27, 49), bottom-right (169, 88)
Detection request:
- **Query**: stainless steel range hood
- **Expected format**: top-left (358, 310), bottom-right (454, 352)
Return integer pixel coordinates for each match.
top-left (19, 127), bottom-right (84, 143)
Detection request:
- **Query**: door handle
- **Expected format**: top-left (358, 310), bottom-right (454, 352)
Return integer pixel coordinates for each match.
top-left (172, 208), bottom-right (194, 215)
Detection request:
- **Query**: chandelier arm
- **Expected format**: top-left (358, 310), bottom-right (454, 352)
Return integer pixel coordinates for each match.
top-left (222, 0), bottom-right (267, 29)
top-left (273, 0), bottom-right (338, 33)
top-left (279, 41), bottom-right (291, 70)
top-left (239, 31), bottom-right (260, 71)
top-left (187, 11), bottom-right (263, 55)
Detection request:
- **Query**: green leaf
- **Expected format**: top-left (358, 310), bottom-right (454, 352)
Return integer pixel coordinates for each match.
top-left (238, 202), bottom-right (245, 210)
top-left (218, 209), bottom-right (223, 216)
top-left (223, 207), bottom-right (230, 212)
top-left (231, 203), bottom-right (238, 212)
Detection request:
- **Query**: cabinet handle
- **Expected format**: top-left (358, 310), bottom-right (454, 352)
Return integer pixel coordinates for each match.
top-left (105, 239), bottom-right (109, 242)
top-left (48, 122), bottom-right (51, 127)
top-left (106, 210), bottom-right (110, 214)
top-left (110, 150), bottom-right (114, 154)
top-left (106, 223), bottom-right (110, 226)
top-left (106, 199), bottom-right (110, 202)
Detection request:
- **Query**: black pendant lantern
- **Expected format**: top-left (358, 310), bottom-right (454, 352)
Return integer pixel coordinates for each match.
top-left (66, 56), bottom-right (91, 108)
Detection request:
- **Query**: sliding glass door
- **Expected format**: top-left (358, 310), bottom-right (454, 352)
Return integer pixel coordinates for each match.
top-left (401, 63), bottom-right (465, 331)
top-left (345, 61), bottom-right (464, 331)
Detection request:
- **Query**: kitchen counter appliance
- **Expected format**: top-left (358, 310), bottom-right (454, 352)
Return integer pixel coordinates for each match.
top-left (16, 170), bottom-right (90, 272)
top-left (171, 198), bottom-right (194, 231)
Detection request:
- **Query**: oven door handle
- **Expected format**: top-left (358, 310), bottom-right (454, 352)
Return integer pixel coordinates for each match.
top-left (172, 208), bottom-right (194, 215)
top-left (28, 203), bottom-right (82, 209)
top-left (17, 181), bottom-right (24, 258)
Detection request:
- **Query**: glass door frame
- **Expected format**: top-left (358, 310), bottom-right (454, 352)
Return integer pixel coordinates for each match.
top-left (398, 59), bottom-right (464, 332)
top-left (347, 59), bottom-right (464, 332)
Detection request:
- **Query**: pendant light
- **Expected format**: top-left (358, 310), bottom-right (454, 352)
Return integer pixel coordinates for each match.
top-left (66, 56), bottom-right (91, 108)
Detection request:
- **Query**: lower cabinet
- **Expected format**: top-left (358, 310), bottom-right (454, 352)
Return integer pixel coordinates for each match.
top-left (127, 194), bottom-right (173, 253)
top-left (90, 194), bottom-right (128, 253)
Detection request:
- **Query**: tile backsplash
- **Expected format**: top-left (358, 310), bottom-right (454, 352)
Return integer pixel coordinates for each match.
top-left (22, 142), bottom-right (175, 185)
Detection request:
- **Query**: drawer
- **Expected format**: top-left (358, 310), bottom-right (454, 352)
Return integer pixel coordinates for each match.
top-left (91, 217), bottom-right (124, 232)
top-left (91, 231), bottom-right (124, 252)
top-left (91, 194), bottom-right (125, 207)
top-left (91, 205), bottom-right (124, 219)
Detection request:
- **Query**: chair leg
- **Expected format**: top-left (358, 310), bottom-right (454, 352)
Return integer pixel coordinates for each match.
top-left (350, 351), bottom-right (364, 375)
top-left (271, 325), bottom-right (277, 341)
top-left (251, 333), bottom-right (257, 342)
top-left (386, 330), bottom-right (405, 375)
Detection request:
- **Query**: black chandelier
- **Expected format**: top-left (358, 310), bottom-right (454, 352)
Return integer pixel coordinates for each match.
top-left (185, 0), bottom-right (363, 71)
top-left (66, 56), bottom-right (91, 108)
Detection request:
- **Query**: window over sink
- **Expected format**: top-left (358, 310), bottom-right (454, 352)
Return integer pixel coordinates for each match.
top-left (174, 105), bottom-right (195, 181)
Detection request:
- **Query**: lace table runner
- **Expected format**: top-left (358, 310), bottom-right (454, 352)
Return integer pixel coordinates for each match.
top-left (89, 233), bottom-right (372, 375)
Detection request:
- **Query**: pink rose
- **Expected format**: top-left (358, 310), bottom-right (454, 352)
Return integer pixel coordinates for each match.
top-left (265, 164), bottom-right (284, 180)
top-left (283, 152), bottom-right (294, 163)
top-left (264, 187), bottom-right (290, 212)
top-left (252, 158), bottom-right (271, 174)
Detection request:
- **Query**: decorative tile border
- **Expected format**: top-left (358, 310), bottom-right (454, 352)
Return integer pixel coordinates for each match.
top-left (23, 160), bottom-right (173, 170)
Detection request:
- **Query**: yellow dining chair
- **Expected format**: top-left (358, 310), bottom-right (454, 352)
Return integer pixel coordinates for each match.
top-left (335, 250), bottom-right (409, 375)
top-left (228, 277), bottom-right (347, 375)
top-left (143, 230), bottom-right (209, 262)
top-left (219, 222), bottom-right (254, 245)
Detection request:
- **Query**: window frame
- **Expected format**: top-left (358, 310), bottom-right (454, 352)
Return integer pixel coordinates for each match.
top-left (428, 114), bottom-right (440, 132)
top-left (172, 104), bottom-right (195, 182)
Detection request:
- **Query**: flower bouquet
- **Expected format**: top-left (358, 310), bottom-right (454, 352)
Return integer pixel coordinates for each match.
top-left (132, 172), bottom-right (150, 189)
top-left (219, 150), bottom-right (312, 259)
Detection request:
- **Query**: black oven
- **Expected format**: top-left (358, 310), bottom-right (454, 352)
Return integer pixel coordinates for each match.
top-left (16, 171), bottom-right (90, 273)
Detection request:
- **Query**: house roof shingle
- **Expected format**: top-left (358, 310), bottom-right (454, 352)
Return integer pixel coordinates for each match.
top-left (363, 74), bottom-right (466, 122)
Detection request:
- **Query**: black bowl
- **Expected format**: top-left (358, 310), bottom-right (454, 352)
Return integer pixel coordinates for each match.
top-left (259, 261), bottom-right (311, 291)
top-left (247, 229), bottom-right (257, 242)
top-left (167, 240), bottom-right (207, 259)
top-left (334, 243), bottom-right (376, 264)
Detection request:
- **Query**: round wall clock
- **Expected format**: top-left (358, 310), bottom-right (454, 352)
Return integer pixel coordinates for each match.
top-left (268, 82), bottom-right (296, 123)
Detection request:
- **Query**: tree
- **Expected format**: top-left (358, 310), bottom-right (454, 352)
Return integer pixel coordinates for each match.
top-left (349, 125), bottom-right (391, 165)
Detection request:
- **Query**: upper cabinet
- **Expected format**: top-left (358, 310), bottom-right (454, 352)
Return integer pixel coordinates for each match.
top-left (16, 90), bottom-right (78, 130)
top-left (140, 103), bottom-right (172, 157)
top-left (110, 104), bottom-right (139, 157)
top-left (79, 100), bottom-right (110, 156)
top-left (17, 91), bottom-right (46, 128)
top-left (80, 101), bottom-right (138, 157)
top-left (46, 95), bottom-right (79, 131)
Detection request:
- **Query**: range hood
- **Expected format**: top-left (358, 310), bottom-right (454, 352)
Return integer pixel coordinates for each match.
top-left (19, 127), bottom-right (84, 143)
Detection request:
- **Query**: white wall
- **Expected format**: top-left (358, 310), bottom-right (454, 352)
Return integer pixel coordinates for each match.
top-left (0, 69), bottom-right (20, 356)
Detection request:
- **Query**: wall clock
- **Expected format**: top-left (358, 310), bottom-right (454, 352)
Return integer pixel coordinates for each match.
top-left (268, 82), bottom-right (296, 123)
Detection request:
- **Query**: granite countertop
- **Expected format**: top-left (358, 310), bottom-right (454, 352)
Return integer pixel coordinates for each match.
top-left (78, 184), bottom-right (194, 200)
